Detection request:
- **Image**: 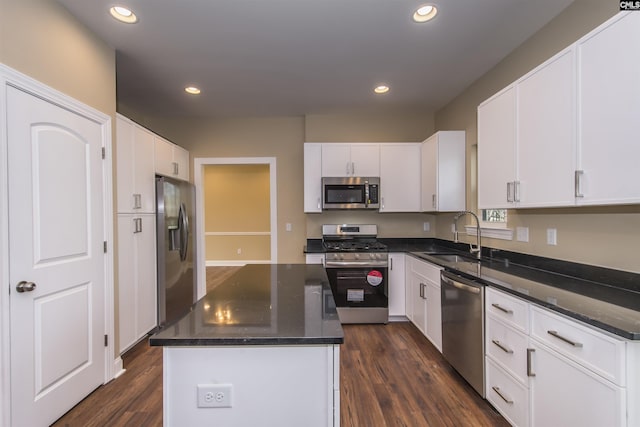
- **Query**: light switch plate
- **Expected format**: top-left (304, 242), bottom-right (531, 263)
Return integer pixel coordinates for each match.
top-left (423, 222), bottom-right (430, 232)
top-left (516, 226), bottom-right (529, 242)
top-left (546, 228), bottom-right (557, 245)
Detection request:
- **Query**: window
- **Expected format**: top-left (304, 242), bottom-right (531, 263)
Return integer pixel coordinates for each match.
top-left (482, 209), bottom-right (507, 224)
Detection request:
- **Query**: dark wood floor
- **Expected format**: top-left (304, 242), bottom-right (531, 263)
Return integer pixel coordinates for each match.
top-left (53, 267), bottom-right (507, 426)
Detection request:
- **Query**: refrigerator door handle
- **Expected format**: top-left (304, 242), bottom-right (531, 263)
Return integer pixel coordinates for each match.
top-left (178, 202), bottom-right (189, 261)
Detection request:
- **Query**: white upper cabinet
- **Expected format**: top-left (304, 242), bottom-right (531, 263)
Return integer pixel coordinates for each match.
top-left (576, 12), bottom-right (640, 205)
top-left (516, 46), bottom-right (576, 208)
top-left (420, 131), bottom-right (466, 212)
top-left (478, 12), bottom-right (640, 209)
top-left (321, 143), bottom-right (379, 177)
top-left (379, 144), bottom-right (421, 212)
top-left (304, 143), bottom-right (322, 213)
top-left (155, 135), bottom-right (190, 181)
top-left (478, 86), bottom-right (517, 209)
top-left (116, 114), bottom-right (156, 213)
top-left (479, 47), bottom-right (575, 209)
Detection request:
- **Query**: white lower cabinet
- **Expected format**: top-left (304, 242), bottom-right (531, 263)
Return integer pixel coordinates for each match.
top-left (388, 253), bottom-right (406, 318)
top-left (118, 214), bottom-right (157, 353)
top-left (406, 256), bottom-right (442, 351)
top-left (485, 287), bottom-right (631, 427)
top-left (305, 254), bottom-right (325, 265)
top-left (529, 341), bottom-right (625, 427)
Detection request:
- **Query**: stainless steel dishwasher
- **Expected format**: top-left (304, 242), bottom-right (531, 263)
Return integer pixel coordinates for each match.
top-left (440, 270), bottom-right (485, 397)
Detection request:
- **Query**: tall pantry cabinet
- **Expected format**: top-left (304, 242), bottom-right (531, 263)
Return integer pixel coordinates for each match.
top-left (116, 114), bottom-right (158, 353)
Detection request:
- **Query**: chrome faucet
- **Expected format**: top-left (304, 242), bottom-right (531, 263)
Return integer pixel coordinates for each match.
top-left (453, 211), bottom-right (482, 260)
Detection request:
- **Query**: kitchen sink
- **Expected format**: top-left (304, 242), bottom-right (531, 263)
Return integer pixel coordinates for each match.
top-left (429, 254), bottom-right (479, 263)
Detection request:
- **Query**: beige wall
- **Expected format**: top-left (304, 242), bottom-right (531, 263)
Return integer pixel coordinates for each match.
top-left (434, 1), bottom-right (640, 273)
top-left (0, 0), bottom-right (116, 115)
top-left (204, 164), bottom-right (271, 261)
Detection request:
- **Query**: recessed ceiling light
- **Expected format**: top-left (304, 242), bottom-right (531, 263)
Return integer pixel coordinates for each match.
top-left (413, 4), bottom-right (438, 23)
top-left (374, 85), bottom-right (390, 94)
top-left (185, 86), bottom-right (201, 95)
top-left (109, 6), bottom-right (138, 24)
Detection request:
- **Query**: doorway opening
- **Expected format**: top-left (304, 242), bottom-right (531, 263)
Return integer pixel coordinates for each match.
top-left (194, 157), bottom-right (277, 298)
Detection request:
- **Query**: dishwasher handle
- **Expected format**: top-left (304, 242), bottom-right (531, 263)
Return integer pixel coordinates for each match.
top-left (441, 274), bottom-right (481, 295)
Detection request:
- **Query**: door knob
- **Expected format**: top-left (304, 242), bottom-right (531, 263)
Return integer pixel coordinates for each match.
top-left (16, 281), bottom-right (37, 293)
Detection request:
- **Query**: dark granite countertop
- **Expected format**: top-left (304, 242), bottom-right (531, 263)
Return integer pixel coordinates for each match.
top-left (150, 264), bottom-right (344, 346)
top-left (304, 237), bottom-right (640, 339)
top-left (410, 251), bottom-right (640, 340)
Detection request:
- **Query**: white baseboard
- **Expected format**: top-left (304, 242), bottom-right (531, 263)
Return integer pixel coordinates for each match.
top-left (206, 260), bottom-right (270, 267)
top-left (112, 357), bottom-right (125, 381)
top-left (388, 315), bottom-right (409, 323)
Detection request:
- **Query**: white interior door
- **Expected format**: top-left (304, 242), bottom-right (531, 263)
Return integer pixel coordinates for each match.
top-left (8, 86), bottom-right (106, 426)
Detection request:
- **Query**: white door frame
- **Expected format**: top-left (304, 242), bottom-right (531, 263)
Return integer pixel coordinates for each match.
top-left (0, 64), bottom-right (116, 427)
top-left (193, 157), bottom-right (277, 299)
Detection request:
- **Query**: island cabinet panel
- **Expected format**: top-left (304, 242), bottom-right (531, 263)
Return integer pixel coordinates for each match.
top-left (163, 345), bottom-right (340, 427)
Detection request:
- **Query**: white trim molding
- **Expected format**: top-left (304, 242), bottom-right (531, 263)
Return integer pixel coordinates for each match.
top-left (465, 225), bottom-right (514, 241)
top-left (194, 157), bottom-right (278, 300)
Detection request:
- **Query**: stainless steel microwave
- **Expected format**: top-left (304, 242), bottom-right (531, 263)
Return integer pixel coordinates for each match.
top-left (322, 177), bottom-right (380, 210)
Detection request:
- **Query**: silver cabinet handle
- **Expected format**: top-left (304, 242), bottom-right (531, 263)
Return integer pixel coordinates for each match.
top-left (432, 194), bottom-right (436, 209)
top-left (492, 339), bottom-right (514, 354)
top-left (16, 281), bottom-right (37, 293)
top-left (547, 330), bottom-right (583, 348)
top-left (133, 217), bottom-right (142, 233)
top-left (351, 162), bottom-right (355, 175)
top-left (491, 303), bottom-right (513, 314)
top-left (575, 170), bottom-right (584, 198)
top-left (506, 182), bottom-right (513, 202)
top-left (381, 197), bottom-right (385, 210)
top-left (317, 197), bottom-right (321, 210)
top-left (346, 162), bottom-right (350, 175)
top-left (514, 181), bottom-right (521, 202)
top-left (419, 283), bottom-right (425, 298)
top-left (173, 162), bottom-right (179, 175)
top-left (133, 193), bottom-right (142, 209)
top-left (390, 257), bottom-right (393, 270)
top-left (491, 387), bottom-right (514, 404)
top-left (527, 348), bottom-right (536, 377)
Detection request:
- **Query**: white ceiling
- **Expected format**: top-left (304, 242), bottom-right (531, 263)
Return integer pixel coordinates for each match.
top-left (57, 0), bottom-right (574, 118)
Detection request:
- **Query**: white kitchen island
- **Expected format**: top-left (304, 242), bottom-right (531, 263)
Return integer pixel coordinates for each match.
top-left (150, 264), bottom-right (343, 427)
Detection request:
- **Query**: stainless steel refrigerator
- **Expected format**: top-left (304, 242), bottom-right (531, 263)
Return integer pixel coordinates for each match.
top-left (156, 175), bottom-right (196, 328)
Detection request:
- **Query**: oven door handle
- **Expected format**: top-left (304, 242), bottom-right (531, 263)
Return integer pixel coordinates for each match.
top-left (325, 261), bottom-right (388, 268)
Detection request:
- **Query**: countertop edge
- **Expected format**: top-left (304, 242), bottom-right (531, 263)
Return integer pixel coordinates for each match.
top-left (149, 337), bottom-right (344, 347)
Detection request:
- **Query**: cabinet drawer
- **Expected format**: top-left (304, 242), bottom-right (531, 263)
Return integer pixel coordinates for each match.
top-left (409, 257), bottom-right (441, 284)
top-left (531, 306), bottom-right (626, 385)
top-left (486, 358), bottom-right (529, 427)
top-left (486, 287), bottom-right (529, 333)
top-left (486, 316), bottom-right (529, 384)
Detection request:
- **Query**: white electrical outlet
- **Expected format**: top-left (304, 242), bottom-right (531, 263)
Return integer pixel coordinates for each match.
top-left (516, 226), bottom-right (529, 242)
top-left (546, 228), bottom-right (557, 245)
top-left (286, 223), bottom-right (292, 232)
top-left (237, 248), bottom-right (241, 254)
top-left (197, 384), bottom-right (233, 408)
top-left (423, 222), bottom-right (430, 232)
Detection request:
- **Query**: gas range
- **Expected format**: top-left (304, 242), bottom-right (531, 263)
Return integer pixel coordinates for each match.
top-left (321, 224), bottom-right (389, 324)
top-left (322, 224), bottom-right (388, 267)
